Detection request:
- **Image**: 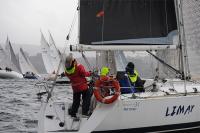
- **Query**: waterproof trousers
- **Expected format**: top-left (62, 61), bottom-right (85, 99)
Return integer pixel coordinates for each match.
top-left (70, 89), bottom-right (91, 116)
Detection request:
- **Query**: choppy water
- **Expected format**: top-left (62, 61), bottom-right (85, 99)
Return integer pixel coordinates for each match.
top-left (0, 79), bottom-right (68, 133)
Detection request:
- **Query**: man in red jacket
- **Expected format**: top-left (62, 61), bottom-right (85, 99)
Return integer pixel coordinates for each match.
top-left (64, 53), bottom-right (91, 117)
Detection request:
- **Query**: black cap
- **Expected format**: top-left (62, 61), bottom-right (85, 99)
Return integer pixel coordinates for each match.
top-left (127, 62), bottom-right (134, 69)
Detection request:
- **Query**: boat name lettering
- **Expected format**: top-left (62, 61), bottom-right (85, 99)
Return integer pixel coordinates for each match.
top-left (122, 101), bottom-right (140, 107)
top-left (123, 102), bottom-right (140, 111)
top-left (124, 107), bottom-right (136, 111)
top-left (165, 105), bottom-right (195, 117)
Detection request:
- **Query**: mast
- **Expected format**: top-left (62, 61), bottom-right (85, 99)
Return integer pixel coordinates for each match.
top-left (175, 0), bottom-right (190, 80)
top-left (175, 0), bottom-right (191, 95)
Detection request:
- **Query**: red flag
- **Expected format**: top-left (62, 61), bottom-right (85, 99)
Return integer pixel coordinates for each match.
top-left (96, 10), bottom-right (104, 17)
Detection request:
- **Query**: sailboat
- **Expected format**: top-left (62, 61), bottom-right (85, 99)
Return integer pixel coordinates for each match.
top-left (40, 31), bottom-right (69, 83)
top-left (48, 31), bottom-right (69, 84)
top-left (40, 31), bottom-right (55, 74)
top-left (38, 0), bottom-right (200, 132)
top-left (0, 38), bottom-right (23, 79)
top-left (49, 31), bottom-right (65, 74)
top-left (19, 47), bottom-right (40, 79)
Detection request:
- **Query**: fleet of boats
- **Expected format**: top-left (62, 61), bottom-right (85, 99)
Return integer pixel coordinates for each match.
top-left (0, 32), bottom-right (64, 80)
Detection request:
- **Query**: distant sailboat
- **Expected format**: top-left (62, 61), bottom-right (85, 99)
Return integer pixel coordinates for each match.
top-left (19, 48), bottom-right (40, 79)
top-left (40, 31), bottom-right (54, 74)
top-left (48, 31), bottom-right (64, 74)
top-left (0, 38), bottom-right (23, 79)
top-left (5, 37), bottom-right (21, 73)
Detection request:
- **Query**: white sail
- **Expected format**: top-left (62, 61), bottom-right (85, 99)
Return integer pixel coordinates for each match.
top-left (4, 37), bottom-right (21, 73)
top-left (0, 44), bottom-right (23, 79)
top-left (0, 44), bottom-right (11, 68)
top-left (182, 0), bottom-right (200, 79)
top-left (40, 32), bottom-right (54, 74)
top-left (49, 32), bottom-right (64, 74)
top-left (19, 47), bottom-right (39, 75)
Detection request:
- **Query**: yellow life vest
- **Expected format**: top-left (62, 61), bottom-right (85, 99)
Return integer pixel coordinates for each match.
top-left (128, 70), bottom-right (138, 83)
top-left (65, 66), bottom-right (75, 75)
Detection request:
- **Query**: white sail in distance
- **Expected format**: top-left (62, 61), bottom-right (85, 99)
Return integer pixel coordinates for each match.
top-left (40, 32), bottom-right (54, 74)
top-left (4, 37), bottom-right (21, 73)
top-left (19, 48), bottom-right (40, 75)
top-left (0, 44), bottom-right (12, 69)
top-left (49, 31), bottom-right (64, 74)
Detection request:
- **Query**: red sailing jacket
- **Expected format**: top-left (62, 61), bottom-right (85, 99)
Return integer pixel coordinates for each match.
top-left (65, 63), bottom-right (91, 92)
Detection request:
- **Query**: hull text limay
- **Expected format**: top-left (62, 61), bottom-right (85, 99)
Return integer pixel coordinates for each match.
top-left (165, 105), bottom-right (195, 116)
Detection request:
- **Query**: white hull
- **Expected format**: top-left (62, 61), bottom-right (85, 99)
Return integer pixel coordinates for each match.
top-left (56, 77), bottom-right (70, 84)
top-left (38, 80), bottom-right (200, 133)
top-left (0, 70), bottom-right (23, 79)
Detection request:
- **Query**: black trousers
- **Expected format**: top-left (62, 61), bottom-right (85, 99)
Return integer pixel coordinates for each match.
top-left (135, 76), bottom-right (145, 92)
top-left (71, 89), bottom-right (91, 115)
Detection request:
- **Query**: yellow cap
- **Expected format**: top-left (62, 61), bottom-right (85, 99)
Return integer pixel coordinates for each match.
top-left (100, 67), bottom-right (109, 76)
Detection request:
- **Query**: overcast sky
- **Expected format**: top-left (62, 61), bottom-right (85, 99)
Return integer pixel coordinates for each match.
top-left (0, 0), bottom-right (77, 47)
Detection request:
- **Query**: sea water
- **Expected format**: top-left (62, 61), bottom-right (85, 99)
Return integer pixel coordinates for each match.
top-left (0, 79), bottom-right (70, 133)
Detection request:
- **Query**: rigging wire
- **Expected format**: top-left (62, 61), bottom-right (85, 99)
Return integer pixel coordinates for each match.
top-left (147, 50), bottom-right (182, 77)
top-left (66, 2), bottom-right (79, 41)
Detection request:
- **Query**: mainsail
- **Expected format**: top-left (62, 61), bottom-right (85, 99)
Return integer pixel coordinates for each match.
top-left (40, 32), bottom-right (54, 74)
top-left (78, 0), bottom-right (178, 73)
top-left (19, 48), bottom-right (39, 75)
top-left (80, 0), bottom-right (177, 46)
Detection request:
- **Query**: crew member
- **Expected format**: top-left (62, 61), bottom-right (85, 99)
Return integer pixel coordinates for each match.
top-left (64, 53), bottom-right (92, 117)
top-left (100, 66), bottom-right (110, 80)
top-left (126, 62), bottom-right (145, 92)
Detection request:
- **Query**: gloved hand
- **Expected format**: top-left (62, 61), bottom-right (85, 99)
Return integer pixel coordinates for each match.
top-left (90, 70), bottom-right (98, 77)
top-left (60, 72), bottom-right (65, 77)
